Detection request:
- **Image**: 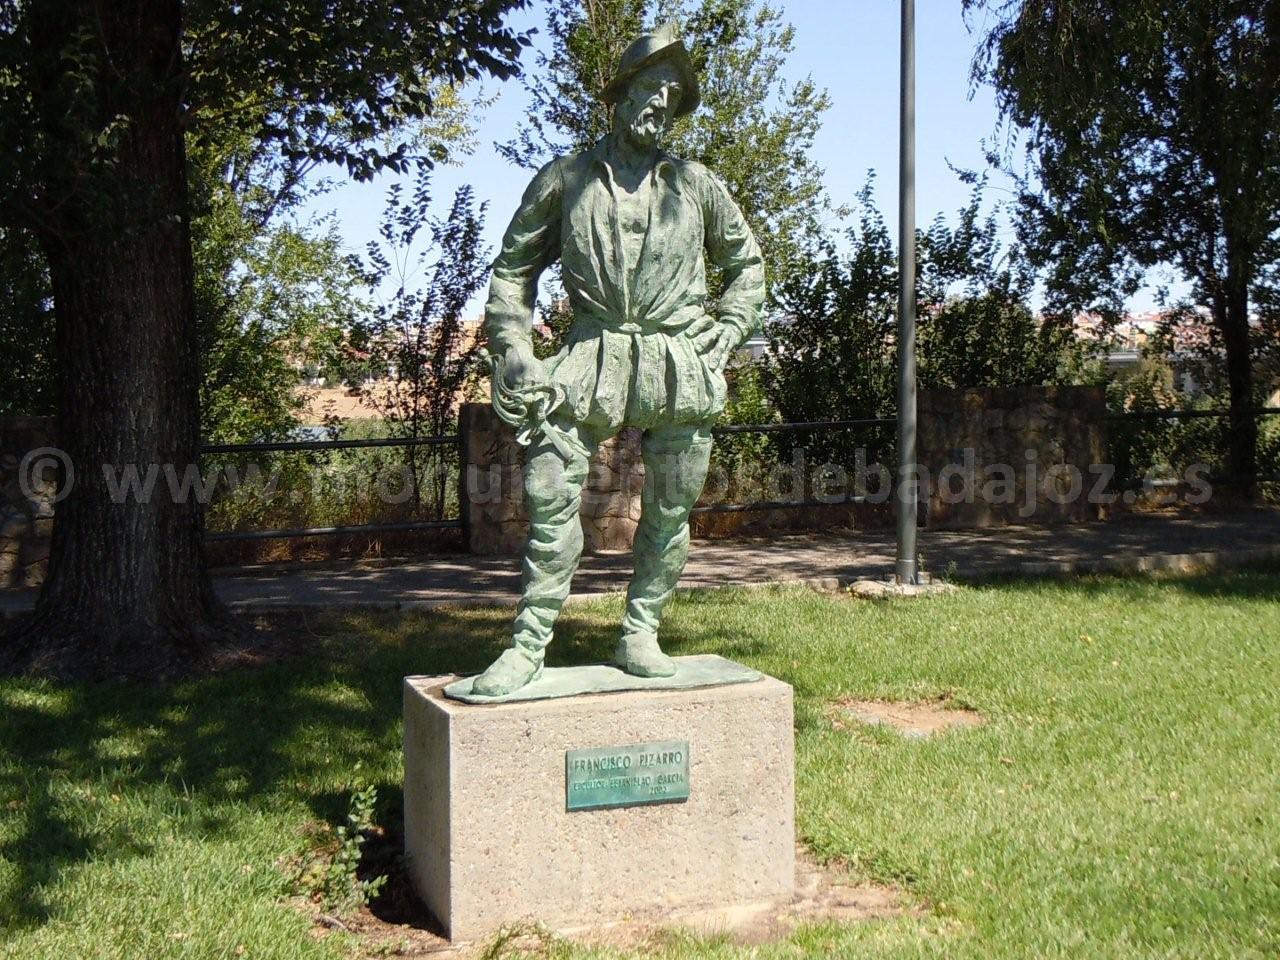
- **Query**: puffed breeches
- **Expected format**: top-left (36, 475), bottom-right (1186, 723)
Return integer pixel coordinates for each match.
top-left (510, 417), bottom-right (713, 653)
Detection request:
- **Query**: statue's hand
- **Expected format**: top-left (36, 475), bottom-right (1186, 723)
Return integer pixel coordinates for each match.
top-left (502, 343), bottom-right (548, 393)
top-left (689, 316), bottom-right (739, 372)
top-left (490, 342), bottom-right (564, 443)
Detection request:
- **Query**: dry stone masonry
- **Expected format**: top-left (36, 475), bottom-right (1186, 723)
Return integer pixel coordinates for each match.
top-left (0, 416), bottom-right (55, 589)
top-left (918, 386), bottom-right (1108, 527)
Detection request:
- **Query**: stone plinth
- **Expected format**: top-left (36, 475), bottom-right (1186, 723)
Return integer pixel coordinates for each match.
top-left (402, 662), bottom-right (795, 942)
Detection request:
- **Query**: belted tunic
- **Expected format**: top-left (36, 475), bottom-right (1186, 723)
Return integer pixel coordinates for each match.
top-left (485, 138), bottom-right (766, 432)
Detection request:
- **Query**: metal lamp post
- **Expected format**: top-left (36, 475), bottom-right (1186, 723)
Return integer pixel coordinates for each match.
top-left (895, 0), bottom-right (919, 585)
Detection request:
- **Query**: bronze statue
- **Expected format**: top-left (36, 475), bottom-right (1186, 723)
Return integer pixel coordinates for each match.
top-left (473, 23), bottom-right (765, 696)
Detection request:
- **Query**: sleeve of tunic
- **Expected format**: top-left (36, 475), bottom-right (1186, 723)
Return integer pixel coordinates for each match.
top-left (699, 168), bottom-right (766, 344)
top-left (484, 157), bottom-right (564, 354)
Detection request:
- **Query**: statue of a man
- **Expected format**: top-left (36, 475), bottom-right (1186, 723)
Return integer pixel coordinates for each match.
top-left (473, 23), bottom-right (765, 696)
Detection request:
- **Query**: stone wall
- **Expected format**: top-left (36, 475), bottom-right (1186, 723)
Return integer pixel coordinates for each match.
top-left (461, 387), bottom-right (1110, 554)
top-left (2, 390), bottom-right (1111, 578)
top-left (459, 403), bottom-right (644, 556)
top-left (918, 385), bottom-right (1108, 528)
top-left (1, 416), bottom-right (56, 588)
top-left (690, 500), bottom-right (893, 539)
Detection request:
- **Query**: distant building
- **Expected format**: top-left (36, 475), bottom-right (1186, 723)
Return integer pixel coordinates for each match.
top-left (291, 317), bottom-right (488, 425)
top-left (738, 333), bottom-right (768, 362)
top-left (1073, 310), bottom-right (1217, 396)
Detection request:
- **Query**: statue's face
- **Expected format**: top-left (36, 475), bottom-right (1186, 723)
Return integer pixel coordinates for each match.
top-left (616, 60), bottom-right (684, 148)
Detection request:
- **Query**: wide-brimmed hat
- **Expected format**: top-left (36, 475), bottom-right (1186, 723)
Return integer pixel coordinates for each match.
top-left (601, 22), bottom-right (700, 117)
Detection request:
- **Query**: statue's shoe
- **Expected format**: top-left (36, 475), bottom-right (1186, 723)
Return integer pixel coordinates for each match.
top-left (471, 647), bottom-right (544, 697)
top-left (613, 633), bottom-right (677, 678)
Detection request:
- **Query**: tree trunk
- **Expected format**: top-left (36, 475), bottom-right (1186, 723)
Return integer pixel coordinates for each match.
top-left (3, 0), bottom-right (239, 679)
top-left (1222, 260), bottom-right (1258, 495)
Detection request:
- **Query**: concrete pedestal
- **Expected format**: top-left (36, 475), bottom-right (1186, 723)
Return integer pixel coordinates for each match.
top-left (403, 662), bottom-right (794, 942)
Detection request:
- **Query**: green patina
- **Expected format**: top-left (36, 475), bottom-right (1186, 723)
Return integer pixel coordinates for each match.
top-left (443, 654), bottom-right (763, 704)
top-left (565, 739), bottom-right (691, 811)
top-left (461, 23), bottom-right (766, 700)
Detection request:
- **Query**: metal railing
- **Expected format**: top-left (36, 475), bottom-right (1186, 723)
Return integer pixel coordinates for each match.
top-left (1104, 406), bottom-right (1280, 422)
top-left (200, 432), bottom-right (464, 542)
top-left (201, 419), bottom-right (893, 539)
top-left (711, 416), bottom-right (895, 435)
top-left (198, 405), bottom-right (1280, 539)
top-left (696, 417), bottom-right (894, 515)
top-left (1105, 406), bottom-right (1280, 487)
top-left (698, 406), bottom-right (1280, 514)
top-left (202, 435), bottom-right (457, 455)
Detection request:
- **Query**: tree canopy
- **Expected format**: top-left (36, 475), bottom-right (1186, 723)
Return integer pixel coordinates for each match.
top-left (965, 0), bottom-right (1280, 483)
top-left (0, 0), bottom-right (530, 678)
top-left (0, 0), bottom-right (530, 223)
top-left (764, 179), bottom-right (1083, 469)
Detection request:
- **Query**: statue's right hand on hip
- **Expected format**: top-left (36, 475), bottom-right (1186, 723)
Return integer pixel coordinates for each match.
top-left (687, 314), bottom-right (738, 372)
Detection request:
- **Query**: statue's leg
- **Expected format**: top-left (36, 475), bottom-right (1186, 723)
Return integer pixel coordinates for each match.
top-left (471, 425), bottom-right (596, 696)
top-left (614, 422), bottom-right (713, 677)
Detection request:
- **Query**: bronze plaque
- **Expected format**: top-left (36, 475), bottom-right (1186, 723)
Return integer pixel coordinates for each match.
top-left (565, 740), bottom-right (690, 811)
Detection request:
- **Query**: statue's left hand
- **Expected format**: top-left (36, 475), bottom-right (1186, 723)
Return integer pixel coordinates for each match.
top-left (688, 315), bottom-right (739, 372)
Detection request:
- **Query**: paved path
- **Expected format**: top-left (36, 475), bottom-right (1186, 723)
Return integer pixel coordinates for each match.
top-left (4, 510), bottom-right (1278, 616)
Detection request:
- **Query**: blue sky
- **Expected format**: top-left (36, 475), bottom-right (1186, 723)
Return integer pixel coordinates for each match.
top-left (300, 0), bottom-right (1168, 313)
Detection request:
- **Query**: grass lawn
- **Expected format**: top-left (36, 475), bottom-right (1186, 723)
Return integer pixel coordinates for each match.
top-left (2, 566), bottom-right (1279, 959)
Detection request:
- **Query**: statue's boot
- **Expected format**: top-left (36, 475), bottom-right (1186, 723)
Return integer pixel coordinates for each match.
top-left (615, 424), bottom-right (713, 677)
top-left (472, 642), bottom-right (544, 697)
top-left (613, 631), bottom-right (677, 677)
top-left (474, 425), bottom-right (594, 698)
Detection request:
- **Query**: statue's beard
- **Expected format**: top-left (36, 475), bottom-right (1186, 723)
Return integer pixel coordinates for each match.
top-left (625, 103), bottom-right (669, 146)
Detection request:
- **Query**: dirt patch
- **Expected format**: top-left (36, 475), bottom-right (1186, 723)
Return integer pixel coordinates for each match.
top-left (307, 845), bottom-right (912, 957)
top-left (833, 698), bottom-right (986, 739)
top-left (625, 847), bottom-right (913, 947)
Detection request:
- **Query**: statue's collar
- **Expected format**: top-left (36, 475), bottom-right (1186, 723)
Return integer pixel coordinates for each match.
top-left (589, 137), bottom-right (681, 194)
